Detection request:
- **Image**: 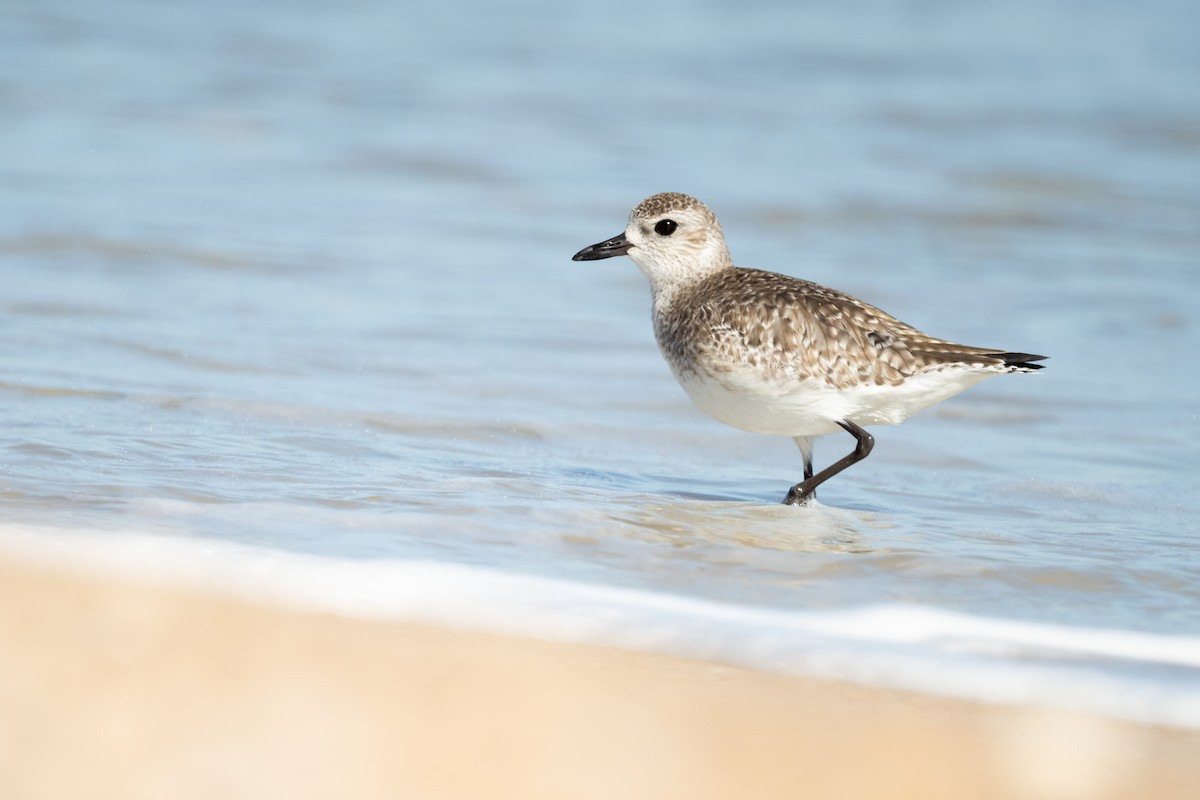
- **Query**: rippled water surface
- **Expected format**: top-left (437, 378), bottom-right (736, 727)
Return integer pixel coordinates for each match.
top-left (3, 0), bottom-right (1199, 714)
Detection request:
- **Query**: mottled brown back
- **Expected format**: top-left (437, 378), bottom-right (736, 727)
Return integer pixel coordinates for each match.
top-left (656, 268), bottom-right (1032, 390)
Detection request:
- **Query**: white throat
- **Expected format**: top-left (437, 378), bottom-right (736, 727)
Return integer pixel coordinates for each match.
top-left (628, 240), bottom-right (732, 312)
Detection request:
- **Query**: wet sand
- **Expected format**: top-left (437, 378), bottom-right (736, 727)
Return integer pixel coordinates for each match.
top-left (1, 558), bottom-right (1196, 800)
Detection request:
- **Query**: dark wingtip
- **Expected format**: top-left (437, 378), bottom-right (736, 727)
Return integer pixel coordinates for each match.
top-left (1001, 352), bottom-right (1048, 370)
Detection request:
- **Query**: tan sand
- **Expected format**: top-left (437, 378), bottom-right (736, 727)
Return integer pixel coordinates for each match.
top-left (0, 558), bottom-right (1196, 800)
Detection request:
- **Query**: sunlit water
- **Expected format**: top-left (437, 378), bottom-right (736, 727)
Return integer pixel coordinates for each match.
top-left (3, 0), bottom-right (1199, 724)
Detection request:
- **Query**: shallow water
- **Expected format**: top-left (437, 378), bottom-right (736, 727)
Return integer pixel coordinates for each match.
top-left (3, 0), bottom-right (1199, 722)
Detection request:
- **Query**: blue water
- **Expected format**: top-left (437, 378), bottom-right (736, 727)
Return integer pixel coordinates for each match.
top-left (3, 0), bottom-right (1199, 721)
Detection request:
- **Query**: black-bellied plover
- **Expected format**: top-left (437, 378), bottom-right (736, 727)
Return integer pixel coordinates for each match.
top-left (572, 192), bottom-right (1046, 505)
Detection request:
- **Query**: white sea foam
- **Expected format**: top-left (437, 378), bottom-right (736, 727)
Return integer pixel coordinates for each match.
top-left (3, 522), bottom-right (1199, 729)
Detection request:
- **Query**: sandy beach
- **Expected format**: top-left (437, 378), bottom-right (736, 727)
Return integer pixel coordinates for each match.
top-left (0, 557), bottom-right (1196, 800)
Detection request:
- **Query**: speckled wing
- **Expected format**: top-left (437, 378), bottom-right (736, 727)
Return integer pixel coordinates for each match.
top-left (664, 268), bottom-right (1039, 390)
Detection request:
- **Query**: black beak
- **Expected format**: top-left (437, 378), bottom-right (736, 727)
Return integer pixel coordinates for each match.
top-left (572, 232), bottom-right (631, 261)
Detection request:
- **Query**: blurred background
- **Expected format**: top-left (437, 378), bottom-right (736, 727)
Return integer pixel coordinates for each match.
top-left (1, 0), bottom-right (1199, 730)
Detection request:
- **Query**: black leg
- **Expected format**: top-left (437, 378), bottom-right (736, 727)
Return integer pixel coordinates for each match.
top-left (794, 436), bottom-right (814, 482)
top-left (783, 420), bottom-right (874, 506)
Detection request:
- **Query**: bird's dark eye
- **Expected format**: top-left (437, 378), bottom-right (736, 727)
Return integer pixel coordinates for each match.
top-left (654, 219), bottom-right (678, 236)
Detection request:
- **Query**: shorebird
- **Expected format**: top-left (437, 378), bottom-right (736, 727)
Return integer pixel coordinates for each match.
top-left (572, 192), bottom-right (1046, 505)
